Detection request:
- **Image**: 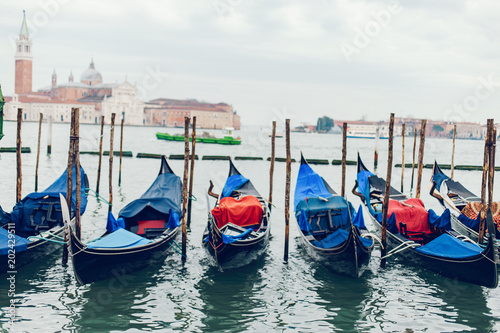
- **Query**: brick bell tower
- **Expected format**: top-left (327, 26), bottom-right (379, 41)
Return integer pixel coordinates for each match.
top-left (15, 10), bottom-right (33, 95)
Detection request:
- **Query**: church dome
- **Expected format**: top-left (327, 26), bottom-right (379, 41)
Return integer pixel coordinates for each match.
top-left (80, 58), bottom-right (102, 85)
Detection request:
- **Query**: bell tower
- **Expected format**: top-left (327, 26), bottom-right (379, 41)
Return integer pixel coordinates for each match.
top-left (15, 10), bottom-right (33, 95)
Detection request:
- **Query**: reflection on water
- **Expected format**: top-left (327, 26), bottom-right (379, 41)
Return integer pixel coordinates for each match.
top-left (0, 122), bottom-right (500, 332)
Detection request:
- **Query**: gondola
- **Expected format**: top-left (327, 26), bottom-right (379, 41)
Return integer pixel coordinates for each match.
top-left (61, 156), bottom-right (181, 284)
top-left (0, 166), bottom-right (88, 273)
top-left (353, 154), bottom-right (498, 288)
top-left (430, 161), bottom-right (500, 242)
top-left (203, 160), bottom-right (271, 270)
top-left (294, 155), bottom-right (374, 278)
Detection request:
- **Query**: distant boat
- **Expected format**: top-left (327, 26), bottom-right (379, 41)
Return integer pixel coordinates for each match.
top-left (346, 124), bottom-right (389, 139)
top-left (156, 127), bottom-right (241, 145)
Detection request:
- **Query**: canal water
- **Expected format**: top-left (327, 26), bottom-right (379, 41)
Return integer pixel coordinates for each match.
top-left (0, 121), bottom-right (499, 332)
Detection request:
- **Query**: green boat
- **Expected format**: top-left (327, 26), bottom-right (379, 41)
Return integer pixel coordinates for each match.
top-left (156, 127), bottom-right (241, 145)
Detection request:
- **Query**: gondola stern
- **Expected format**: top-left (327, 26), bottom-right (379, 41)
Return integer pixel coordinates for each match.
top-left (357, 153), bottom-right (369, 174)
top-left (159, 155), bottom-right (174, 175)
top-left (228, 158), bottom-right (241, 177)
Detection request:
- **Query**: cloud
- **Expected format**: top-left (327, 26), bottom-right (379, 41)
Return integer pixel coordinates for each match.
top-left (1, 0), bottom-right (500, 126)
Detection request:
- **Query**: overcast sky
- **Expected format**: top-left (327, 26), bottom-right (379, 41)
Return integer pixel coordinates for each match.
top-left (1, 0), bottom-right (500, 127)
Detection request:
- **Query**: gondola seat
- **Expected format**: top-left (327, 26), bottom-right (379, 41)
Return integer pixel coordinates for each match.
top-left (130, 220), bottom-right (168, 239)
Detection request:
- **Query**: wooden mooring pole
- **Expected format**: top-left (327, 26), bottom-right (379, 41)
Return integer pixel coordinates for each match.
top-left (181, 116), bottom-right (190, 261)
top-left (47, 115), bottom-right (52, 155)
top-left (451, 124), bottom-right (457, 180)
top-left (284, 119), bottom-right (291, 263)
top-left (63, 108), bottom-right (77, 265)
top-left (187, 116), bottom-right (197, 229)
top-left (381, 113), bottom-right (395, 268)
top-left (74, 109), bottom-right (81, 239)
top-left (35, 113), bottom-right (43, 192)
top-left (415, 120), bottom-right (427, 199)
top-left (118, 118), bottom-right (124, 187)
top-left (16, 108), bottom-right (22, 203)
top-left (269, 121), bottom-right (276, 206)
top-left (109, 113), bottom-right (116, 213)
top-left (341, 122), bottom-right (347, 197)
top-left (96, 115), bottom-right (105, 195)
top-left (478, 119), bottom-right (494, 243)
top-left (410, 128), bottom-right (417, 196)
top-left (401, 124), bottom-right (405, 193)
top-left (374, 127), bottom-right (380, 170)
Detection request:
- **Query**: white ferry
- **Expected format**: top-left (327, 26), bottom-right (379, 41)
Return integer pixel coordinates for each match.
top-left (346, 124), bottom-right (389, 139)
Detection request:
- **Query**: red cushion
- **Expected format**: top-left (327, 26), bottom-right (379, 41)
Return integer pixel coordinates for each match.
top-left (211, 196), bottom-right (263, 229)
top-left (136, 220), bottom-right (166, 235)
top-left (387, 198), bottom-right (431, 234)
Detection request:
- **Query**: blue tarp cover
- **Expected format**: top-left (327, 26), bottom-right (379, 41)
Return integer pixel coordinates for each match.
top-left (167, 210), bottom-right (180, 229)
top-left (458, 213), bottom-right (480, 231)
top-left (0, 166), bottom-right (87, 238)
top-left (294, 163), bottom-right (332, 210)
top-left (119, 173), bottom-right (182, 218)
top-left (357, 170), bottom-right (375, 198)
top-left (295, 196), bottom-right (354, 232)
top-left (312, 228), bottom-right (348, 248)
top-left (222, 228), bottom-right (253, 244)
top-left (428, 209), bottom-right (452, 230)
top-left (432, 172), bottom-right (449, 192)
top-left (415, 233), bottom-right (482, 259)
top-left (352, 205), bottom-right (366, 229)
top-left (221, 175), bottom-right (249, 199)
top-left (0, 228), bottom-right (28, 256)
top-left (106, 212), bottom-right (125, 233)
top-left (87, 228), bottom-right (152, 249)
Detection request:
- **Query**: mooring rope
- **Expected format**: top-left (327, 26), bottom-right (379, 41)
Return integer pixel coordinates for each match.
top-left (380, 241), bottom-right (421, 260)
top-left (169, 240), bottom-right (187, 258)
top-left (86, 188), bottom-right (112, 206)
top-left (26, 236), bottom-right (66, 244)
top-left (361, 233), bottom-right (384, 249)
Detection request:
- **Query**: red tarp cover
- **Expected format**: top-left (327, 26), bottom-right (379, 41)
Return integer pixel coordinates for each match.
top-left (388, 198), bottom-right (431, 234)
top-left (212, 196), bottom-right (263, 229)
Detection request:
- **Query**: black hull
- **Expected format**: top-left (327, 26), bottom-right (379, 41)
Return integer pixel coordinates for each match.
top-left (69, 226), bottom-right (180, 284)
top-left (368, 210), bottom-right (498, 288)
top-left (298, 224), bottom-right (373, 278)
top-left (0, 226), bottom-right (64, 273)
top-left (202, 221), bottom-right (270, 270)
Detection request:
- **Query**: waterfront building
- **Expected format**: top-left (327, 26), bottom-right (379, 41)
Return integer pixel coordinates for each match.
top-left (3, 11), bottom-right (240, 129)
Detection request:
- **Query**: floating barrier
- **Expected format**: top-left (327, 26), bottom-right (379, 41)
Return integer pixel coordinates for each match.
top-left (235, 156), bottom-right (263, 161)
top-left (169, 154), bottom-right (199, 160)
top-left (0, 147), bottom-right (31, 153)
top-left (332, 159), bottom-right (356, 165)
top-left (306, 159), bottom-right (329, 165)
top-left (80, 151), bottom-right (100, 155)
top-left (202, 155), bottom-right (230, 161)
top-left (137, 153), bottom-right (163, 159)
top-left (394, 163), bottom-right (500, 171)
top-left (267, 157), bottom-right (296, 163)
top-left (104, 151), bottom-right (133, 157)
